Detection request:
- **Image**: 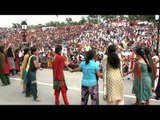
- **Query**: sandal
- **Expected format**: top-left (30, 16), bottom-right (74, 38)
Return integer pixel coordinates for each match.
top-left (34, 98), bottom-right (41, 102)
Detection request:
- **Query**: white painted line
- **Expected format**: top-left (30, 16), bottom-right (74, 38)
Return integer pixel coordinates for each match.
top-left (124, 94), bottom-right (135, 98)
top-left (11, 77), bottom-right (159, 102)
top-left (11, 77), bottom-right (21, 81)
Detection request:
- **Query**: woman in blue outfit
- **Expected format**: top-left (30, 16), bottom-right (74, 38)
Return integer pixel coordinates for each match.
top-left (69, 50), bottom-right (102, 105)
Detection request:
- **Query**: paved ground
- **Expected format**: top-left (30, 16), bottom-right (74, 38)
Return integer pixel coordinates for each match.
top-left (0, 69), bottom-right (160, 105)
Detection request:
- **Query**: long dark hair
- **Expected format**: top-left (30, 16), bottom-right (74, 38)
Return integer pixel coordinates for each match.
top-left (22, 47), bottom-right (29, 61)
top-left (135, 46), bottom-right (152, 73)
top-left (85, 50), bottom-right (95, 64)
top-left (55, 45), bottom-right (62, 55)
top-left (0, 46), bottom-right (4, 54)
top-left (144, 47), bottom-right (151, 61)
top-left (30, 47), bottom-right (37, 55)
top-left (15, 49), bottom-right (19, 55)
top-left (107, 45), bottom-right (120, 69)
top-left (153, 49), bottom-right (158, 56)
top-left (7, 47), bottom-right (13, 57)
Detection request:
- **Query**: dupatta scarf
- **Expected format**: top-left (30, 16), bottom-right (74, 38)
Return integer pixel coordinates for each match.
top-left (24, 55), bottom-right (35, 81)
top-left (133, 62), bottom-right (142, 81)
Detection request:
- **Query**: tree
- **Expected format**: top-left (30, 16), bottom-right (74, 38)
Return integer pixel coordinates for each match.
top-left (79, 17), bottom-right (87, 25)
top-left (129, 15), bottom-right (155, 22)
top-left (12, 23), bottom-right (21, 29)
top-left (71, 21), bottom-right (79, 25)
top-left (16, 23), bottom-right (21, 29)
top-left (12, 23), bottom-right (17, 28)
top-left (37, 24), bottom-right (43, 28)
top-left (100, 15), bottom-right (118, 21)
top-left (86, 15), bottom-right (99, 24)
top-left (88, 15), bottom-right (98, 18)
top-left (46, 22), bottom-right (51, 27)
top-left (27, 25), bottom-right (37, 29)
top-left (87, 16), bottom-right (91, 24)
top-left (59, 22), bottom-right (66, 27)
top-left (65, 18), bottom-right (73, 25)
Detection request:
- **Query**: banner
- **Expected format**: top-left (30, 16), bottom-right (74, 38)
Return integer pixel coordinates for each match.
top-left (111, 21), bottom-right (130, 27)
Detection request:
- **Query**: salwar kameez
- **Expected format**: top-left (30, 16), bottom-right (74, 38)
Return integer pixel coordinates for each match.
top-left (0, 53), bottom-right (10, 85)
top-left (53, 54), bottom-right (69, 105)
top-left (24, 55), bottom-right (39, 100)
top-left (20, 54), bottom-right (29, 92)
top-left (132, 62), bottom-right (152, 104)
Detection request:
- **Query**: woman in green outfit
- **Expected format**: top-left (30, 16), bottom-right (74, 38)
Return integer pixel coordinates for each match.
top-left (128, 46), bottom-right (152, 105)
top-left (24, 47), bottom-right (42, 102)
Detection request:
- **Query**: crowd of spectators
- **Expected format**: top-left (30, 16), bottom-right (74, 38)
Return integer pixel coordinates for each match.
top-left (0, 20), bottom-right (158, 69)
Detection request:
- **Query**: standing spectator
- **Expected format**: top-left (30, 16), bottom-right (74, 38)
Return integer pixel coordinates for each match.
top-left (101, 49), bottom-right (108, 100)
top-left (152, 50), bottom-right (160, 100)
top-left (152, 50), bottom-right (159, 92)
top-left (102, 45), bottom-right (124, 105)
top-left (84, 43), bottom-right (92, 52)
top-left (70, 50), bottom-right (102, 105)
top-left (128, 46), bottom-right (152, 105)
top-left (14, 49), bottom-right (20, 74)
top-left (18, 47), bottom-right (23, 66)
top-left (0, 45), bottom-right (10, 86)
top-left (128, 49), bottom-right (136, 80)
top-left (52, 45), bottom-right (69, 105)
top-left (129, 49), bottom-right (136, 71)
top-left (7, 45), bottom-right (15, 77)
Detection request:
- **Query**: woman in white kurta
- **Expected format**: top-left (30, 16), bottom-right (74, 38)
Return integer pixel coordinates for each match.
top-left (101, 45), bottom-right (124, 105)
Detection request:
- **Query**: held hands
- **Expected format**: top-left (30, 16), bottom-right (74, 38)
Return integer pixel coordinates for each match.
top-left (122, 73), bottom-right (128, 77)
top-left (122, 71), bottom-right (131, 77)
top-left (68, 68), bottom-right (73, 73)
top-left (39, 67), bottom-right (43, 71)
top-left (38, 63), bottom-right (43, 70)
top-left (100, 73), bottom-right (103, 79)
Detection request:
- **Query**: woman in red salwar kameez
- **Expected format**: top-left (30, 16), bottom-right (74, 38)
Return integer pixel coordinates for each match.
top-left (52, 45), bottom-right (70, 105)
top-left (0, 46), bottom-right (10, 86)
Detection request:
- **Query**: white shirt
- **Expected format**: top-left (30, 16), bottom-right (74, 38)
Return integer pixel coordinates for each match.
top-left (19, 51), bottom-right (23, 58)
top-left (152, 55), bottom-right (159, 68)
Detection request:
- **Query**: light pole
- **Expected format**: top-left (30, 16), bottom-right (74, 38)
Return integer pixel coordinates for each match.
top-left (155, 15), bottom-right (160, 55)
top-left (21, 21), bottom-right (27, 45)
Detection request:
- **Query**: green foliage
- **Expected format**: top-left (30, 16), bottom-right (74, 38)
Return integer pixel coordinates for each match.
top-left (11, 15), bottom-right (155, 29)
top-left (79, 17), bottom-right (87, 24)
top-left (129, 15), bottom-right (155, 22)
top-left (65, 17), bottom-right (73, 25)
top-left (86, 15), bottom-right (99, 24)
top-left (12, 23), bottom-right (21, 29)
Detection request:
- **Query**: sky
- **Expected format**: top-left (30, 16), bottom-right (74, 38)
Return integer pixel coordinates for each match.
top-left (0, 15), bottom-right (88, 28)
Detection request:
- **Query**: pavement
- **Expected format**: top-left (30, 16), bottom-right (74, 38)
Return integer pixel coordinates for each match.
top-left (0, 69), bottom-right (160, 105)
